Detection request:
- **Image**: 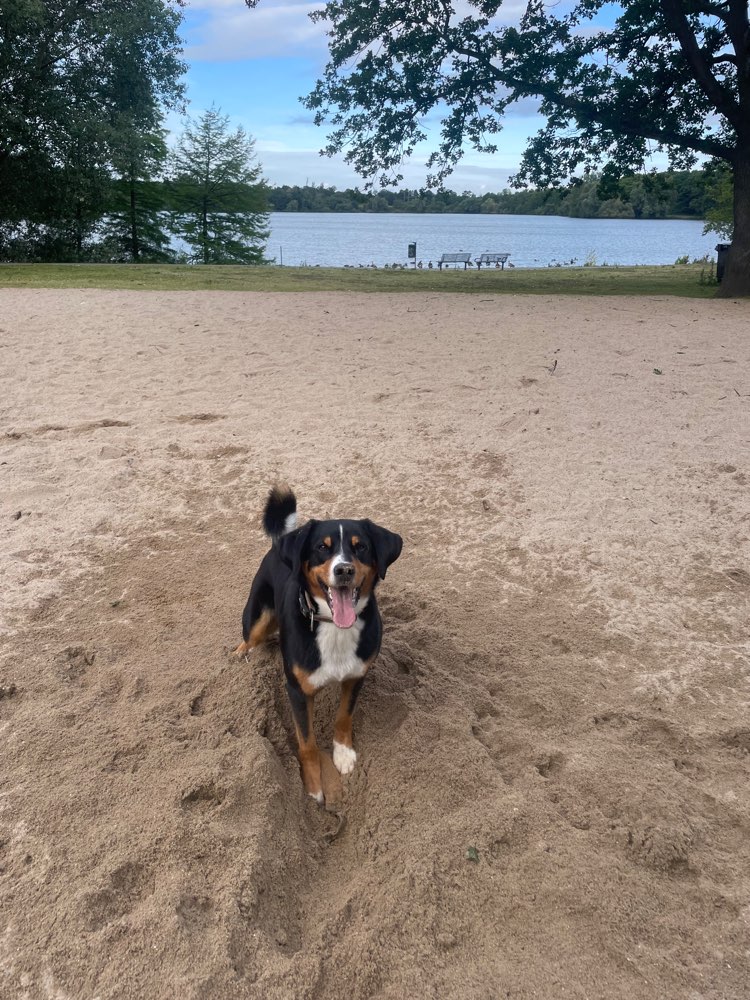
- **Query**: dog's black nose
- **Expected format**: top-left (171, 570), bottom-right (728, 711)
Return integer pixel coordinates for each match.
top-left (334, 562), bottom-right (355, 581)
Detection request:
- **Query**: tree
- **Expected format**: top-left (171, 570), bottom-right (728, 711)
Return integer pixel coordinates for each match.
top-left (250, 0), bottom-right (750, 296)
top-left (103, 131), bottom-right (176, 262)
top-left (169, 107), bottom-right (270, 265)
top-left (703, 163), bottom-right (734, 240)
top-left (0, 0), bottom-right (186, 260)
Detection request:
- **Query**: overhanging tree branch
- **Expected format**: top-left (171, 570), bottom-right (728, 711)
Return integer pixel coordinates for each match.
top-left (660, 0), bottom-right (741, 126)
top-left (248, 0), bottom-right (750, 293)
top-left (448, 36), bottom-right (731, 162)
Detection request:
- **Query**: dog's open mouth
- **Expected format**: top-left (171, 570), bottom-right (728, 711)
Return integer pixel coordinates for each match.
top-left (322, 584), bottom-right (359, 629)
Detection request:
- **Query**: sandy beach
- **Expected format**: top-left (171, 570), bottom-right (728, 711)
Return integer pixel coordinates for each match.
top-left (1, 288), bottom-right (749, 999)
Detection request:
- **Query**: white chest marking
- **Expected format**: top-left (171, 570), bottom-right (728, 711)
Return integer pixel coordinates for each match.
top-left (308, 616), bottom-right (367, 690)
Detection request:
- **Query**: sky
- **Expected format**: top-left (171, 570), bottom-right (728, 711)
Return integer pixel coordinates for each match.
top-left (177, 0), bottom-right (548, 194)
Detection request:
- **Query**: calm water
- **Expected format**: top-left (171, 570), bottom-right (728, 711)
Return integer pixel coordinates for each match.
top-left (268, 212), bottom-right (717, 269)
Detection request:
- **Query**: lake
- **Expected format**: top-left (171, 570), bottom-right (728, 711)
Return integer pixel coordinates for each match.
top-left (267, 212), bottom-right (718, 269)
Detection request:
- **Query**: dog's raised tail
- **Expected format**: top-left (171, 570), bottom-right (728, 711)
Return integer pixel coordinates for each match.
top-left (263, 486), bottom-right (297, 540)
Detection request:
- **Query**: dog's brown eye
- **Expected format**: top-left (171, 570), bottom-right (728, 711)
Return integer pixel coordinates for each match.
top-left (354, 541), bottom-right (369, 555)
top-left (316, 542), bottom-right (330, 553)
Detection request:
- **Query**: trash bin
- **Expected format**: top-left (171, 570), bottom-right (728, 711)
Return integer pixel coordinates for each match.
top-left (715, 243), bottom-right (731, 283)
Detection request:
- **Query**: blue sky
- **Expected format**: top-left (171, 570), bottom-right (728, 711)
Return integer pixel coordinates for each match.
top-left (178, 0), bottom-right (546, 193)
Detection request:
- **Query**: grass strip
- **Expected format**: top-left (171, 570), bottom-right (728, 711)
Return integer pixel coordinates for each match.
top-left (0, 262), bottom-right (718, 297)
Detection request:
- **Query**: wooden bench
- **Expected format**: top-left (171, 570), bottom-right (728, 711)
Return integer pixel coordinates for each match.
top-left (475, 252), bottom-right (510, 270)
top-left (437, 252), bottom-right (472, 270)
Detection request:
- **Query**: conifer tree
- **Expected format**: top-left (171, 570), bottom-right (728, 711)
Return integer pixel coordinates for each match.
top-left (104, 131), bottom-right (175, 262)
top-left (170, 107), bottom-right (269, 265)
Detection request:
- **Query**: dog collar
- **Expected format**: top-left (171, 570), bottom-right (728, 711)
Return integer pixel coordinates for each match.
top-left (298, 587), bottom-right (331, 631)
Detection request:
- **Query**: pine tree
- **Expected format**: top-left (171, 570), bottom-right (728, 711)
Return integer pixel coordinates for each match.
top-left (103, 131), bottom-right (175, 262)
top-left (169, 107), bottom-right (269, 265)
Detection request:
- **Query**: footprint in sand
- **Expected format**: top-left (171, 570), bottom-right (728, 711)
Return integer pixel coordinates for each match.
top-left (173, 413), bottom-right (227, 424)
top-left (82, 861), bottom-right (153, 930)
top-left (180, 782), bottom-right (226, 813)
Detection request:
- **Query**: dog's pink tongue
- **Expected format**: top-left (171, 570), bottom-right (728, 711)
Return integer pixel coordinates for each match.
top-left (330, 588), bottom-right (356, 628)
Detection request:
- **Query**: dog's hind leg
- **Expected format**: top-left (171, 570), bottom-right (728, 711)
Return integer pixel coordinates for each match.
top-left (233, 577), bottom-right (277, 658)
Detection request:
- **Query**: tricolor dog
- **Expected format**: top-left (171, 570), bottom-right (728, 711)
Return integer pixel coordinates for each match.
top-left (235, 487), bottom-right (402, 803)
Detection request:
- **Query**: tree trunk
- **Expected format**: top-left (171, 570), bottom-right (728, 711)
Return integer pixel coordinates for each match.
top-left (129, 166), bottom-right (139, 262)
top-left (202, 199), bottom-right (209, 264)
top-left (717, 143), bottom-right (750, 297)
top-left (75, 199), bottom-right (83, 262)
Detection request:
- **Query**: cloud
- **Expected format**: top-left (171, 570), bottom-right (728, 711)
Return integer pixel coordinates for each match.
top-left (184, 0), bottom-right (325, 61)
top-left (286, 113), bottom-right (317, 126)
top-left (177, 1), bottom-right (549, 190)
top-left (253, 144), bottom-right (516, 193)
top-left (189, 0), bottom-right (308, 7)
top-left (183, 0), bottom-right (568, 63)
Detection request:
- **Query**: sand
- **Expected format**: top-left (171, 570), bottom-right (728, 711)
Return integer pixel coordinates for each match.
top-left (1, 288), bottom-right (749, 1000)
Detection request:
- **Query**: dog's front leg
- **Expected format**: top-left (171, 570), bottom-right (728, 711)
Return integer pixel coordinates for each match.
top-left (286, 678), bottom-right (323, 803)
top-left (333, 678), bottom-right (364, 775)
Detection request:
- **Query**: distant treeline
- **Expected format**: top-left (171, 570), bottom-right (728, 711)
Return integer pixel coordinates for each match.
top-left (266, 171), bottom-right (717, 220)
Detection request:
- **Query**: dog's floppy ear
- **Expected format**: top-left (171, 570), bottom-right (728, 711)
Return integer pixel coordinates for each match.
top-left (363, 520), bottom-right (403, 579)
top-left (276, 519), bottom-right (316, 575)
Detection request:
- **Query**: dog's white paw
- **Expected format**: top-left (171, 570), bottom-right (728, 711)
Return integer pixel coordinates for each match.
top-left (309, 789), bottom-right (324, 805)
top-left (333, 741), bottom-right (357, 776)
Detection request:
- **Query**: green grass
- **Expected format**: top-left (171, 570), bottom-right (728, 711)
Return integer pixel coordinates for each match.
top-left (0, 261), bottom-right (718, 296)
